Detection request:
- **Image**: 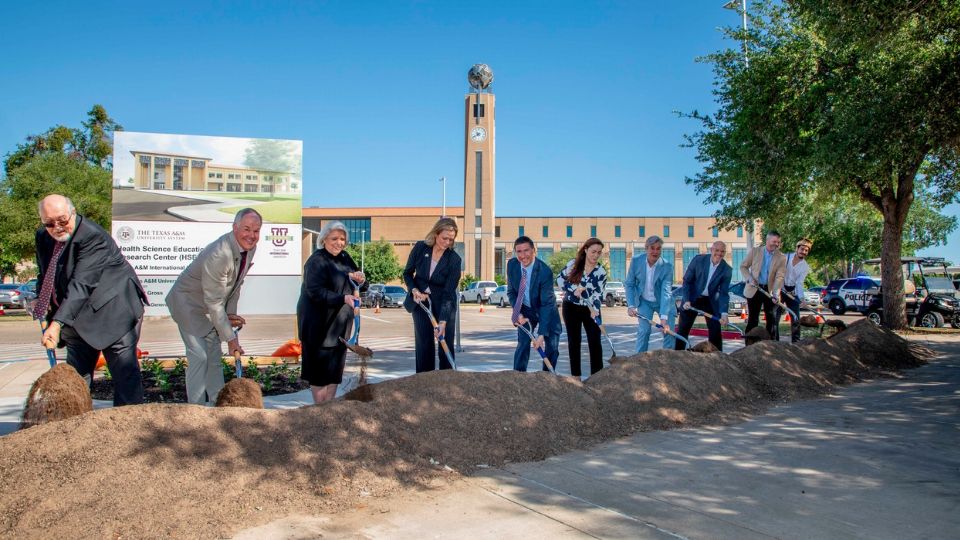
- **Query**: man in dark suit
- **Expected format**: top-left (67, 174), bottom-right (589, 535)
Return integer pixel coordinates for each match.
top-left (34, 194), bottom-right (148, 405)
top-left (507, 236), bottom-right (561, 372)
top-left (675, 241), bottom-right (733, 351)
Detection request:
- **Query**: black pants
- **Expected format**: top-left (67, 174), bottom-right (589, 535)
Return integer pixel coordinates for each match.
top-left (781, 285), bottom-right (801, 342)
top-left (561, 302), bottom-right (603, 376)
top-left (675, 296), bottom-right (723, 351)
top-left (746, 285), bottom-right (779, 339)
top-left (61, 320), bottom-right (144, 406)
top-left (412, 305), bottom-right (455, 373)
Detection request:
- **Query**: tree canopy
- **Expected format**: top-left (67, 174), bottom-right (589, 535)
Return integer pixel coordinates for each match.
top-left (344, 239), bottom-right (403, 285)
top-left (684, 1), bottom-right (960, 328)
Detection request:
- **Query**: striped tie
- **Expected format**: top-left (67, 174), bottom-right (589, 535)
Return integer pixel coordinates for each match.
top-left (34, 241), bottom-right (65, 320)
top-left (512, 267), bottom-right (527, 325)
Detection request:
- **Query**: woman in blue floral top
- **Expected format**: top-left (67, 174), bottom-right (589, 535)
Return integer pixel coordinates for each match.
top-left (557, 237), bottom-right (607, 377)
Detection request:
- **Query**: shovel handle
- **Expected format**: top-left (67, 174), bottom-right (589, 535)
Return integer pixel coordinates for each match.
top-left (38, 321), bottom-right (57, 368)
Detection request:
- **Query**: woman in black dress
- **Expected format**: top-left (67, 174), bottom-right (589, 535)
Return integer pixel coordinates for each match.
top-left (297, 221), bottom-right (366, 403)
top-left (402, 217), bottom-right (461, 373)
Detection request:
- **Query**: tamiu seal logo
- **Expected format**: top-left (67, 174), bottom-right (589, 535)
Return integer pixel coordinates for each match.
top-left (266, 227), bottom-right (294, 247)
top-left (116, 225), bottom-right (136, 244)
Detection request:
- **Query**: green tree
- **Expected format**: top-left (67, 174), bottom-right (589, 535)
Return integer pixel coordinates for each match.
top-left (548, 249), bottom-right (578, 277)
top-left (77, 105), bottom-right (123, 170)
top-left (343, 239), bottom-right (403, 285)
top-left (0, 153), bottom-right (112, 269)
top-left (684, 1), bottom-right (960, 329)
top-left (243, 139), bottom-right (301, 197)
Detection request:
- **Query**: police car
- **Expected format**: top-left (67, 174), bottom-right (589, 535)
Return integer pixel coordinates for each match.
top-left (823, 276), bottom-right (881, 315)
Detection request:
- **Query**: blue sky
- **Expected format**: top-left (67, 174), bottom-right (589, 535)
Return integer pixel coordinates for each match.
top-left (1, 1), bottom-right (956, 261)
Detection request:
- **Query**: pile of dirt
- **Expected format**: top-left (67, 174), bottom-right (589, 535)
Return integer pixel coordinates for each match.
top-left (0, 320), bottom-right (930, 539)
top-left (215, 378), bottom-right (264, 408)
top-left (19, 363), bottom-right (92, 429)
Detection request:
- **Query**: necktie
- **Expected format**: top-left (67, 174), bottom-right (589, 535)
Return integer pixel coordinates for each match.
top-left (34, 241), bottom-right (65, 320)
top-left (234, 251), bottom-right (248, 285)
top-left (512, 267), bottom-right (527, 325)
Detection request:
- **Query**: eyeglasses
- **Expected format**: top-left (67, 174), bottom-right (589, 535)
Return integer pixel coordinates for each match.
top-left (42, 212), bottom-right (74, 229)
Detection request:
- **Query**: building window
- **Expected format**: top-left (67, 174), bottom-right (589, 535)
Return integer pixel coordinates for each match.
top-left (639, 225), bottom-right (646, 237)
top-left (614, 225), bottom-right (621, 238)
top-left (609, 247), bottom-right (626, 281)
top-left (542, 226), bottom-right (549, 238)
top-left (495, 225), bottom-right (500, 238)
top-left (688, 225), bottom-right (695, 238)
top-left (683, 248), bottom-right (699, 272)
top-left (475, 151), bottom-right (483, 209)
top-left (473, 103), bottom-right (485, 118)
top-left (216, 173), bottom-right (223, 179)
top-left (737, 226), bottom-right (744, 238)
top-left (663, 225), bottom-right (670, 237)
top-left (338, 218), bottom-right (371, 244)
top-left (662, 247), bottom-right (675, 266)
top-left (590, 225), bottom-right (597, 237)
top-left (227, 183), bottom-right (241, 192)
top-left (495, 247), bottom-right (505, 277)
top-left (208, 172), bottom-right (215, 178)
top-left (260, 185), bottom-right (272, 192)
top-left (475, 215), bottom-right (482, 227)
top-left (712, 227), bottom-right (719, 238)
top-left (475, 239), bottom-right (482, 276)
top-left (732, 247), bottom-right (747, 281)
top-left (244, 185), bottom-right (257, 192)
top-left (566, 225), bottom-right (573, 238)
top-left (519, 225), bottom-right (525, 237)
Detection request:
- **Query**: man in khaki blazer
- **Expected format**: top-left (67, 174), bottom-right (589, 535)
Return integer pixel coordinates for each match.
top-left (740, 230), bottom-right (787, 339)
top-left (166, 208), bottom-right (261, 404)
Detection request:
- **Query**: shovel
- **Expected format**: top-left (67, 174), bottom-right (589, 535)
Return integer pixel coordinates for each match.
top-left (632, 311), bottom-right (691, 349)
top-left (779, 288), bottom-right (825, 328)
top-left (38, 320), bottom-right (57, 368)
top-left (746, 270), bottom-right (799, 321)
top-left (593, 311), bottom-right (619, 359)
top-left (339, 277), bottom-right (374, 358)
top-left (517, 320), bottom-right (557, 374)
top-left (683, 305), bottom-right (745, 337)
top-left (416, 298), bottom-right (457, 370)
top-left (231, 330), bottom-right (243, 378)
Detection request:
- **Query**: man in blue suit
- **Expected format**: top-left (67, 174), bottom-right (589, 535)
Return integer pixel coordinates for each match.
top-left (675, 241), bottom-right (732, 351)
top-left (507, 236), bottom-right (562, 372)
top-left (625, 235), bottom-right (676, 352)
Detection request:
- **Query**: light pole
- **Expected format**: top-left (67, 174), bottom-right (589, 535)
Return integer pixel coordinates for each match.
top-left (724, 0), bottom-right (755, 248)
top-left (440, 176), bottom-right (447, 217)
top-left (360, 230), bottom-right (366, 273)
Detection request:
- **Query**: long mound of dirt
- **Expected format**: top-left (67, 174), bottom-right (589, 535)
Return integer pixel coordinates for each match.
top-left (0, 320), bottom-right (930, 539)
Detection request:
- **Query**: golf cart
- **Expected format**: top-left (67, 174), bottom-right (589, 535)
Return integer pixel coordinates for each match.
top-left (862, 257), bottom-right (960, 328)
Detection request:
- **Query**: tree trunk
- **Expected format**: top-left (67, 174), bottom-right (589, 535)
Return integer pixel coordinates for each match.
top-left (879, 215), bottom-right (908, 329)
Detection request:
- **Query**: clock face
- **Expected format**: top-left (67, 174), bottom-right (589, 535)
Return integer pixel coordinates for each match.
top-left (470, 126), bottom-right (486, 142)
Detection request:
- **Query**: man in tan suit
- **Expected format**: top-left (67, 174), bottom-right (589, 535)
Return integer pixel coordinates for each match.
top-left (166, 208), bottom-right (261, 404)
top-left (740, 230), bottom-right (787, 339)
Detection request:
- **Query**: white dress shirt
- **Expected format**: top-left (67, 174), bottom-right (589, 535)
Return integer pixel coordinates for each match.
top-left (703, 260), bottom-right (720, 296)
top-left (784, 253), bottom-right (810, 300)
top-left (643, 260), bottom-right (657, 302)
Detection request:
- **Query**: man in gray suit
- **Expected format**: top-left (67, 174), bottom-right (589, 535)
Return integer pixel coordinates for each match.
top-left (166, 208), bottom-right (261, 404)
top-left (625, 235), bottom-right (676, 352)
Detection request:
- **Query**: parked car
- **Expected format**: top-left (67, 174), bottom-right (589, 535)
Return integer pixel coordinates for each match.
top-left (672, 283), bottom-right (747, 317)
top-left (488, 285), bottom-right (510, 307)
top-left (13, 283), bottom-right (37, 309)
top-left (379, 285), bottom-right (408, 308)
top-left (553, 287), bottom-right (563, 306)
top-left (604, 281), bottom-right (627, 307)
top-left (822, 276), bottom-right (881, 315)
top-left (361, 283), bottom-right (386, 308)
top-left (461, 280), bottom-right (498, 303)
top-left (862, 257), bottom-right (960, 328)
top-left (806, 286), bottom-right (826, 307)
top-left (0, 284), bottom-right (22, 309)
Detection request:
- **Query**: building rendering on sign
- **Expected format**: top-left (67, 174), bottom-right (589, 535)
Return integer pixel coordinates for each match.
top-left (130, 151), bottom-right (296, 193)
top-left (302, 64), bottom-right (760, 283)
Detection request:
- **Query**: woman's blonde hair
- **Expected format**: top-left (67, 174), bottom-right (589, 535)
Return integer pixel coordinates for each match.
top-left (425, 217), bottom-right (459, 247)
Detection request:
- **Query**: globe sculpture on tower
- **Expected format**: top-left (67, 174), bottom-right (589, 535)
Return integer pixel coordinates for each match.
top-left (468, 64), bottom-right (494, 92)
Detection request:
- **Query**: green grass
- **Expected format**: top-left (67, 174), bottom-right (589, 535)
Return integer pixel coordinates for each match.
top-left (219, 198), bottom-right (302, 223)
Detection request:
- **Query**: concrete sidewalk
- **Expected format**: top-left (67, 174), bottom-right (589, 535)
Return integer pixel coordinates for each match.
top-left (235, 337), bottom-right (960, 539)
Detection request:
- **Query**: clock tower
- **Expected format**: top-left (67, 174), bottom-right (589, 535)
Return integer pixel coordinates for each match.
top-left (463, 64), bottom-right (496, 280)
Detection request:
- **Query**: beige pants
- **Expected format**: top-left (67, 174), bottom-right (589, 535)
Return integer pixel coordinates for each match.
top-left (179, 327), bottom-right (224, 405)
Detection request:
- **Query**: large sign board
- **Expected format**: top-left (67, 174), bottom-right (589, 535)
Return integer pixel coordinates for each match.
top-left (111, 131), bottom-right (303, 316)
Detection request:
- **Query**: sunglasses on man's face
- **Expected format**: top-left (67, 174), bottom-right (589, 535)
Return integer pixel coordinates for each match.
top-left (42, 213), bottom-right (73, 229)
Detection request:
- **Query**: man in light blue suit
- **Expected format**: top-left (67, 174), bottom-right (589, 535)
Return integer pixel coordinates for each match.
top-left (625, 236), bottom-right (675, 352)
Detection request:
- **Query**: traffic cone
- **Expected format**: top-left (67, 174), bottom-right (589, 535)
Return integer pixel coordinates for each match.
top-left (740, 311), bottom-right (747, 320)
top-left (374, 299), bottom-right (381, 314)
top-left (785, 313), bottom-right (791, 322)
top-left (0, 304), bottom-right (5, 316)
top-left (479, 298), bottom-right (485, 313)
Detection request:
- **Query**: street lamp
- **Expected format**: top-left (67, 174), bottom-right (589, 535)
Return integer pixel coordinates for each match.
top-left (724, 0), bottom-right (755, 248)
top-left (361, 230), bottom-right (366, 273)
top-left (440, 176), bottom-right (447, 217)
top-left (723, 0), bottom-right (749, 67)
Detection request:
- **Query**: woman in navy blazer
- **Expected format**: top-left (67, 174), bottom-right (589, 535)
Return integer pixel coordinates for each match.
top-left (402, 217), bottom-right (462, 373)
